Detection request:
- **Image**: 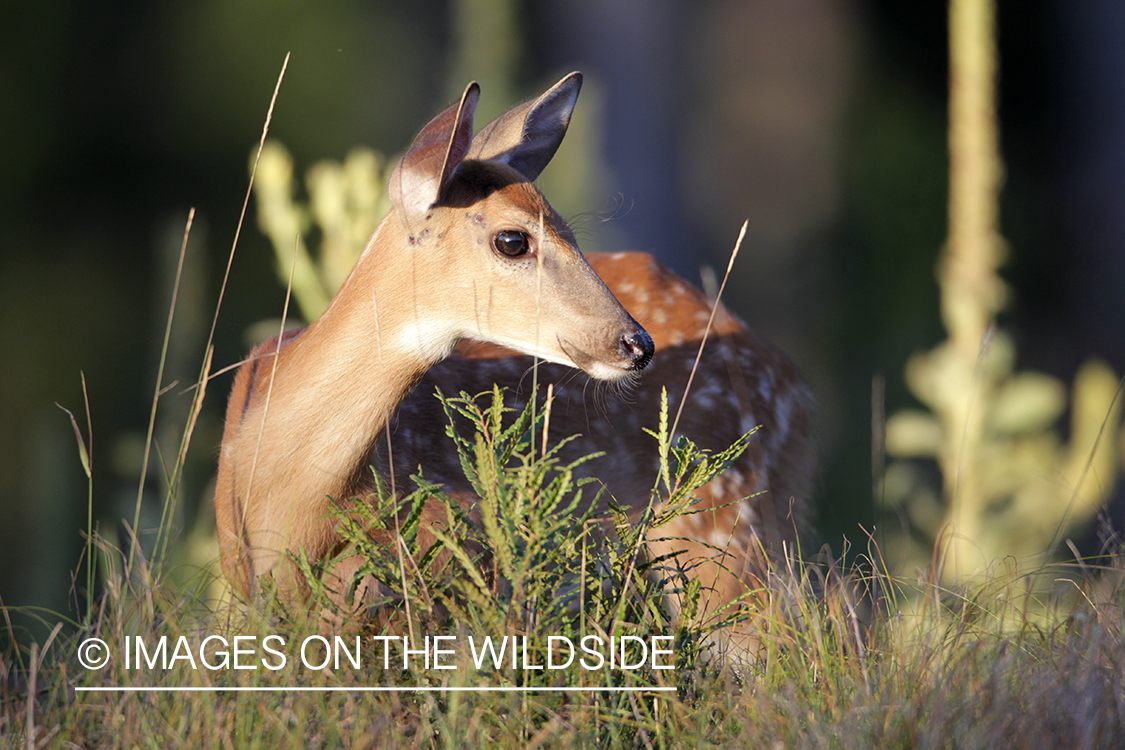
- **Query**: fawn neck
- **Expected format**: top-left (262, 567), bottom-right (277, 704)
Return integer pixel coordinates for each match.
top-left (237, 217), bottom-right (457, 549)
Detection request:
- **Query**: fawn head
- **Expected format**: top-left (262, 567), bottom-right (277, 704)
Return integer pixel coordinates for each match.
top-left (383, 72), bottom-right (653, 379)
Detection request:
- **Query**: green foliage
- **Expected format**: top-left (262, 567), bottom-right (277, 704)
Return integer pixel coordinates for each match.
top-left (884, 335), bottom-right (1124, 580)
top-left (6, 378), bottom-right (1125, 748)
top-left (9, 505), bottom-right (1125, 747)
top-left (641, 387), bottom-right (758, 533)
top-left (253, 140), bottom-right (391, 322)
top-left (879, 0), bottom-right (1125, 583)
top-left (313, 385), bottom-right (749, 694)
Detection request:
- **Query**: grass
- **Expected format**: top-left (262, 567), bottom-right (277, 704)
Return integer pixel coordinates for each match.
top-left (3, 378), bottom-right (1125, 748)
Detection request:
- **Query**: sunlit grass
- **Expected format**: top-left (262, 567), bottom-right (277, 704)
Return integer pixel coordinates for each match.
top-left (4, 379), bottom-right (1125, 748)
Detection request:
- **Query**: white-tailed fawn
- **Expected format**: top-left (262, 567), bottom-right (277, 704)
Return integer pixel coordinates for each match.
top-left (215, 73), bottom-right (813, 662)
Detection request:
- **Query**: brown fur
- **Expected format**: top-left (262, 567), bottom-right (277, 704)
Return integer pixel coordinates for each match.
top-left (215, 75), bottom-right (652, 608)
top-left (215, 76), bottom-right (814, 664)
top-left (378, 252), bottom-right (815, 657)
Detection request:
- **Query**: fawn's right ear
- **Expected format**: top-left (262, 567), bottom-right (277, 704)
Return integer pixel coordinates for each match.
top-left (389, 81), bottom-right (480, 227)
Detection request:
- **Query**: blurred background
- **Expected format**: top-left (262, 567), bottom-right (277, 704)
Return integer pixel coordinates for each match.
top-left (3, 0), bottom-right (1124, 634)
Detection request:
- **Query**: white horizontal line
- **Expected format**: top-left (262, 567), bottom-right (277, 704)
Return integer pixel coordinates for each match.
top-left (76, 685), bottom-right (675, 693)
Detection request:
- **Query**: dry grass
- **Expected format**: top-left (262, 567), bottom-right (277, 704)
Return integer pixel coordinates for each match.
top-left (4, 388), bottom-right (1125, 749)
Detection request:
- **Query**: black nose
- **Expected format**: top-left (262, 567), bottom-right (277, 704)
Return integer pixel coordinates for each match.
top-left (622, 330), bottom-right (655, 371)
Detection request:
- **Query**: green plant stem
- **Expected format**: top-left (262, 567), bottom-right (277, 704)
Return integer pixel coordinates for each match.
top-left (942, 0), bottom-right (1003, 580)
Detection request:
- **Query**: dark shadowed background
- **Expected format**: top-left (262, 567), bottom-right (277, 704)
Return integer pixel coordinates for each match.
top-left (2, 0), bottom-right (1123, 637)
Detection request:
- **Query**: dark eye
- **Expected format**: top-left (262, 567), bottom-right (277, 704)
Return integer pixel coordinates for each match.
top-left (492, 230), bottom-right (532, 258)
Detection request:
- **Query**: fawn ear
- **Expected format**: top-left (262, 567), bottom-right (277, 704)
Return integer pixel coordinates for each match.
top-left (390, 81), bottom-right (480, 225)
top-left (467, 72), bottom-right (582, 182)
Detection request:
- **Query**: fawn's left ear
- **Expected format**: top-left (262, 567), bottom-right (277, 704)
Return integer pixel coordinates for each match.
top-left (389, 81), bottom-right (480, 226)
top-left (467, 72), bottom-right (582, 182)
